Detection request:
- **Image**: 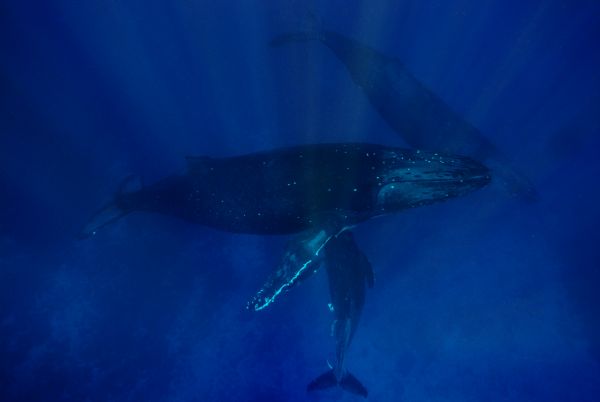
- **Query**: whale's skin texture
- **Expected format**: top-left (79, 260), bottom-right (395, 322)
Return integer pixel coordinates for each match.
top-left (99, 143), bottom-right (490, 237)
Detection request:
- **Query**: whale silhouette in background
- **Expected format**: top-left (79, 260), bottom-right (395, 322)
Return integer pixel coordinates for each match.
top-left (271, 29), bottom-right (537, 201)
top-left (81, 143), bottom-right (490, 310)
top-left (307, 231), bottom-right (372, 398)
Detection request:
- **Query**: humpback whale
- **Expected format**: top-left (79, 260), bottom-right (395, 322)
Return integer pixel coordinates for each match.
top-left (308, 231), bottom-right (372, 397)
top-left (81, 143), bottom-right (490, 309)
top-left (271, 29), bottom-right (536, 201)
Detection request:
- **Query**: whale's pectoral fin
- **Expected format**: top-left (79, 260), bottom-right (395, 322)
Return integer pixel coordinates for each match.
top-left (248, 216), bottom-right (350, 311)
top-left (247, 229), bottom-right (329, 311)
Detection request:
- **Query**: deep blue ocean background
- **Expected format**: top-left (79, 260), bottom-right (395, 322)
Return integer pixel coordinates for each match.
top-left (1, 1), bottom-right (599, 401)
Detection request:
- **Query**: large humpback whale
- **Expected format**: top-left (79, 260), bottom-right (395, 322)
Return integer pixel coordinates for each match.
top-left (308, 231), bottom-right (372, 397)
top-left (271, 29), bottom-right (536, 201)
top-left (81, 143), bottom-right (490, 309)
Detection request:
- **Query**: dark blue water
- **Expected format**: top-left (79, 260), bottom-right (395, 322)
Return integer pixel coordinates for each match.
top-left (1, 1), bottom-right (599, 401)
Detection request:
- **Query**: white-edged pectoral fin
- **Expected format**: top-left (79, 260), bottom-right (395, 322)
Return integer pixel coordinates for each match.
top-left (247, 216), bottom-right (349, 311)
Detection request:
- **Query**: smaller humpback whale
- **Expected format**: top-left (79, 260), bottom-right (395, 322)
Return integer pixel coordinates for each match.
top-left (81, 143), bottom-right (490, 309)
top-left (271, 28), bottom-right (536, 201)
top-left (307, 231), bottom-right (372, 398)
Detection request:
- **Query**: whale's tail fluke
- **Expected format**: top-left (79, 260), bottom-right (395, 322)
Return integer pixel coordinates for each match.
top-left (78, 175), bottom-right (141, 239)
top-left (307, 369), bottom-right (368, 398)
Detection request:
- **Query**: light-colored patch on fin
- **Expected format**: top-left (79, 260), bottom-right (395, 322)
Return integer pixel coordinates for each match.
top-left (248, 216), bottom-right (349, 311)
top-left (308, 230), bottom-right (327, 255)
top-left (250, 258), bottom-right (315, 311)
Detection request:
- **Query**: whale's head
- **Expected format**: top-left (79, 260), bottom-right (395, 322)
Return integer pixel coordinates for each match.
top-left (374, 150), bottom-right (491, 212)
